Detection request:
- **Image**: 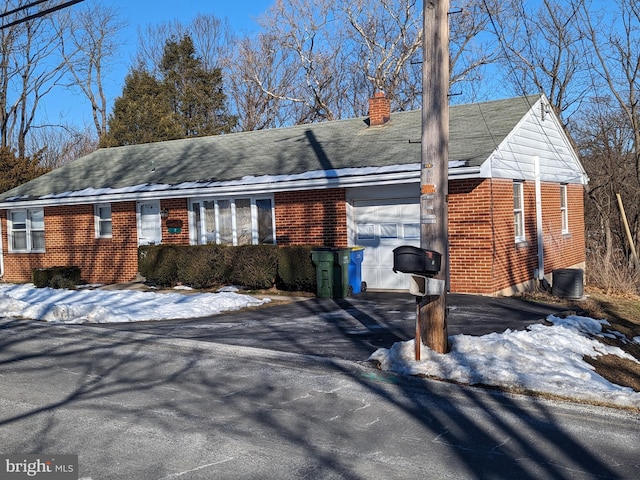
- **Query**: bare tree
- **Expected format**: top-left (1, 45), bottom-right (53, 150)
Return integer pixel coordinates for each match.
top-left (227, 34), bottom-right (292, 131)
top-left (495, 0), bottom-right (590, 122)
top-left (27, 124), bottom-right (98, 168)
top-left (0, 1), bottom-right (69, 158)
top-left (256, 0), bottom-right (351, 123)
top-left (577, 0), bottom-right (640, 274)
top-left (135, 13), bottom-right (234, 77)
top-left (580, 0), bottom-right (640, 186)
top-left (343, 0), bottom-right (423, 111)
top-left (234, 0), bottom-right (503, 126)
top-left (56, 2), bottom-right (127, 139)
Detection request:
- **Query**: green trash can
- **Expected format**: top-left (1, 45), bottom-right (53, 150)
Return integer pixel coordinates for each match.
top-left (311, 248), bottom-right (351, 298)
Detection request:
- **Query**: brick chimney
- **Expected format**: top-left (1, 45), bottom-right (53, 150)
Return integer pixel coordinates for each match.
top-left (368, 91), bottom-right (391, 126)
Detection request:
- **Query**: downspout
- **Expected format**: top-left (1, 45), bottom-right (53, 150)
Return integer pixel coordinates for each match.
top-left (534, 156), bottom-right (544, 282)
top-left (0, 215), bottom-right (4, 278)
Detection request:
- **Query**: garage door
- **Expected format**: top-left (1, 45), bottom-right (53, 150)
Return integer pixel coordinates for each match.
top-left (353, 198), bottom-right (420, 290)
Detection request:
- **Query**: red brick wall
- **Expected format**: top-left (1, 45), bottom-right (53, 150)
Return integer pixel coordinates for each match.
top-left (0, 183), bottom-right (584, 292)
top-left (448, 178), bottom-right (495, 294)
top-left (448, 178), bottom-right (586, 294)
top-left (274, 189), bottom-right (348, 247)
top-left (1, 202), bottom-right (140, 284)
top-left (539, 183), bottom-right (585, 271)
top-left (160, 198), bottom-right (190, 246)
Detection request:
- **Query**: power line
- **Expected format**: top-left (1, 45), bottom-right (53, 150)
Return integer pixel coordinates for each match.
top-left (0, 0), bottom-right (84, 30)
top-left (0, 0), bottom-right (52, 21)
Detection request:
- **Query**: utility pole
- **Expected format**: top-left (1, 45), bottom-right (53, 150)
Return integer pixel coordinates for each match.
top-left (418, 0), bottom-right (449, 355)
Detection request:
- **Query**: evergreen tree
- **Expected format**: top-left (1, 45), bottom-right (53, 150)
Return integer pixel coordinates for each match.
top-left (160, 35), bottom-right (237, 137)
top-left (101, 68), bottom-right (183, 147)
top-left (102, 35), bottom-right (236, 147)
top-left (0, 147), bottom-right (50, 193)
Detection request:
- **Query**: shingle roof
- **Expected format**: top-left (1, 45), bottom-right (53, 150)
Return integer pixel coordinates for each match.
top-left (0, 95), bottom-right (539, 202)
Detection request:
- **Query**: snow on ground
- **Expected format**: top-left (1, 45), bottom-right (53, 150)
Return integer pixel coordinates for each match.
top-left (0, 283), bottom-right (638, 408)
top-left (0, 283), bottom-right (269, 324)
top-left (370, 315), bottom-right (640, 409)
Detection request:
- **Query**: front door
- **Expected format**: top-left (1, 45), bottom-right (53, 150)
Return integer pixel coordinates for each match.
top-left (137, 201), bottom-right (162, 245)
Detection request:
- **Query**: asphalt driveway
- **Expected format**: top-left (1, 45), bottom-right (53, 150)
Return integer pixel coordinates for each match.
top-left (97, 292), bottom-right (570, 361)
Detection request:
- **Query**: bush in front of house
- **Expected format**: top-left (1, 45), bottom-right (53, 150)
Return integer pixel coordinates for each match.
top-left (227, 245), bottom-right (279, 290)
top-left (176, 244), bottom-right (233, 289)
top-left (275, 245), bottom-right (316, 292)
top-left (32, 266), bottom-right (81, 289)
top-left (138, 245), bottom-right (180, 286)
top-left (137, 244), bottom-right (316, 293)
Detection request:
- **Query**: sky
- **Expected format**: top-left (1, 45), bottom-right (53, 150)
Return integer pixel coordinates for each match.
top-left (49, 0), bottom-right (276, 128)
top-left (1, 282), bottom-right (639, 410)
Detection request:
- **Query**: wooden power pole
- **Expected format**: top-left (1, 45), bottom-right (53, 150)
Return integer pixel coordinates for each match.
top-left (418, 0), bottom-right (449, 355)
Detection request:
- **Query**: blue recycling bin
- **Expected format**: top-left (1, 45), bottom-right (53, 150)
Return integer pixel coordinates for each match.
top-left (348, 247), bottom-right (365, 294)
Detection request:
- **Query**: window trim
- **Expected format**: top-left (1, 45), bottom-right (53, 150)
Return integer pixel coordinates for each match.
top-left (8, 207), bottom-right (45, 253)
top-left (94, 203), bottom-right (113, 239)
top-left (513, 181), bottom-right (525, 243)
top-left (189, 196), bottom-right (275, 246)
top-left (560, 184), bottom-right (569, 234)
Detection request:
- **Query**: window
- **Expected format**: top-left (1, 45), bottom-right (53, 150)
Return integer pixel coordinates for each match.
top-left (9, 208), bottom-right (45, 252)
top-left (560, 184), bottom-right (569, 234)
top-left (95, 203), bottom-right (112, 238)
top-left (513, 181), bottom-right (525, 242)
top-left (357, 224), bottom-right (375, 241)
top-left (380, 223), bottom-right (398, 239)
top-left (190, 197), bottom-right (274, 246)
top-left (403, 223), bottom-right (420, 239)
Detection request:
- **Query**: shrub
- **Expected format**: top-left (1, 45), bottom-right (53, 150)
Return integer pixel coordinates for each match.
top-left (276, 246), bottom-right (316, 292)
top-left (32, 266), bottom-right (81, 289)
top-left (138, 244), bottom-right (316, 292)
top-left (176, 245), bottom-right (232, 289)
top-left (227, 245), bottom-right (278, 290)
top-left (138, 245), bottom-right (180, 286)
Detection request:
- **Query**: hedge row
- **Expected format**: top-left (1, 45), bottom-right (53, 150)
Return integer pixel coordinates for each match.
top-left (138, 244), bottom-right (317, 292)
top-left (32, 266), bottom-right (81, 289)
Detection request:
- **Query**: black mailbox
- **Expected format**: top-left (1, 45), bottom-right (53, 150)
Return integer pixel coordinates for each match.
top-left (392, 246), bottom-right (441, 276)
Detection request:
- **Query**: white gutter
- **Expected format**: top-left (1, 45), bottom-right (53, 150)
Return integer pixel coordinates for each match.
top-left (0, 166), bottom-right (421, 209)
top-left (0, 162), bottom-right (488, 210)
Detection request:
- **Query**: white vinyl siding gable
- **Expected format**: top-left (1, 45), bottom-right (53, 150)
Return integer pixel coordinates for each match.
top-left (481, 97), bottom-right (588, 185)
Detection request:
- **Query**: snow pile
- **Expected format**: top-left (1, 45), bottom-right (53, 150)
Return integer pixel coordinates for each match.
top-left (370, 315), bottom-right (640, 408)
top-left (0, 283), bottom-right (269, 324)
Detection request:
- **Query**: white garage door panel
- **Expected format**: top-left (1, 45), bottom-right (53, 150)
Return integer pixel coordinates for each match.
top-left (354, 198), bottom-right (420, 290)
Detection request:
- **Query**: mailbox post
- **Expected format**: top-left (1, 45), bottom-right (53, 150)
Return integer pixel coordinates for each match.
top-left (393, 246), bottom-right (445, 359)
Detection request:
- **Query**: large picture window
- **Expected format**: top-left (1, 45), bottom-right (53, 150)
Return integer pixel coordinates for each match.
top-left (190, 197), bottom-right (275, 246)
top-left (9, 208), bottom-right (45, 252)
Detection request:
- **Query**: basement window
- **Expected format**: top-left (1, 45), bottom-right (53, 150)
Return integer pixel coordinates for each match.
top-left (190, 197), bottom-right (275, 246)
top-left (8, 208), bottom-right (45, 252)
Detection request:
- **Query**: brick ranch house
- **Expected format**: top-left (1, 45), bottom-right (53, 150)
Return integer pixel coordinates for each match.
top-left (0, 94), bottom-right (588, 295)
